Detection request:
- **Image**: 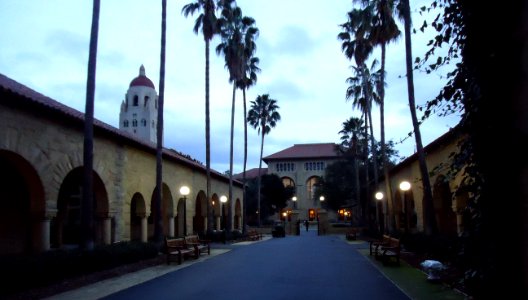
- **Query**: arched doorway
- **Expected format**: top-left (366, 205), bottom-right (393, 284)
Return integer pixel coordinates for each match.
top-left (130, 193), bottom-right (146, 241)
top-left (0, 150), bottom-right (45, 254)
top-left (433, 175), bottom-right (457, 235)
top-left (53, 167), bottom-right (109, 248)
top-left (193, 191), bottom-right (207, 235)
top-left (176, 198), bottom-right (185, 237)
top-left (149, 183), bottom-right (174, 239)
top-left (234, 198), bottom-right (242, 230)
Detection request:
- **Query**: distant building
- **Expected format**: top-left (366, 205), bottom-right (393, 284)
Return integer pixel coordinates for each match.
top-left (119, 65), bottom-right (158, 144)
top-left (233, 167), bottom-right (268, 182)
top-left (263, 143), bottom-right (340, 221)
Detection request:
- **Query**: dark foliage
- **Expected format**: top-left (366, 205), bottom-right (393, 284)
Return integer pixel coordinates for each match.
top-left (245, 174), bottom-right (295, 225)
top-left (0, 241), bottom-right (158, 297)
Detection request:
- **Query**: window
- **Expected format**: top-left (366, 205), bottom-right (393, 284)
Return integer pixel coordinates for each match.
top-left (304, 161), bottom-right (326, 171)
top-left (152, 120), bottom-right (155, 128)
top-left (276, 162), bottom-right (295, 172)
top-left (144, 96), bottom-right (149, 106)
top-left (132, 119), bottom-right (138, 127)
top-left (141, 119), bottom-right (147, 127)
top-left (133, 95), bottom-right (139, 106)
top-left (123, 120), bottom-right (129, 127)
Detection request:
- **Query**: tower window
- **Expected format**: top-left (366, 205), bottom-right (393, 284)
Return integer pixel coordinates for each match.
top-left (141, 119), bottom-right (147, 127)
top-left (133, 95), bottom-right (139, 106)
top-left (144, 96), bottom-right (149, 106)
top-left (132, 119), bottom-right (138, 127)
top-left (123, 120), bottom-right (129, 128)
top-left (152, 121), bottom-right (155, 128)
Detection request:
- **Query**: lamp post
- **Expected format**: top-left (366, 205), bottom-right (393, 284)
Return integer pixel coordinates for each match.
top-left (292, 196), bottom-right (297, 209)
top-left (375, 191), bottom-right (384, 234)
top-left (399, 181), bottom-right (411, 233)
top-left (318, 196), bottom-right (325, 235)
top-left (179, 186), bottom-right (190, 236)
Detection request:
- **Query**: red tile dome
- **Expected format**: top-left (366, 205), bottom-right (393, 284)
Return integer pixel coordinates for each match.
top-left (129, 65), bottom-right (155, 89)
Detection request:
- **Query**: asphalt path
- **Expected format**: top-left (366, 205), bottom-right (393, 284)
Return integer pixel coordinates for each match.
top-left (102, 229), bottom-right (410, 300)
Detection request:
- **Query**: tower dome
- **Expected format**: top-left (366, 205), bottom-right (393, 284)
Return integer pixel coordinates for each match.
top-left (129, 65), bottom-right (155, 89)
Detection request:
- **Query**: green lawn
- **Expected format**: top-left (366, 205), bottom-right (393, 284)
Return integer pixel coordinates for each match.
top-left (357, 248), bottom-right (467, 300)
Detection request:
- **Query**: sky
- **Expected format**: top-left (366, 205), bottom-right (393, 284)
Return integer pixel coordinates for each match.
top-left (0, 0), bottom-right (460, 175)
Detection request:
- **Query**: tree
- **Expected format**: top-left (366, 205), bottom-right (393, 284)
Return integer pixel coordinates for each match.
top-left (400, 0), bottom-right (437, 235)
top-left (216, 3), bottom-right (257, 235)
top-left (244, 174), bottom-right (294, 224)
top-left (247, 94), bottom-right (281, 227)
top-left (182, 0), bottom-right (220, 234)
top-left (81, 0), bottom-right (100, 251)
top-left (153, 0), bottom-right (167, 246)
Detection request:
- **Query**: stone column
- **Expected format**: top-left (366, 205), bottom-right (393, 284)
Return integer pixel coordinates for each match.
top-left (102, 217), bottom-right (111, 245)
top-left (35, 209), bottom-right (56, 252)
top-left (291, 211), bottom-right (300, 235)
top-left (318, 210), bottom-right (328, 235)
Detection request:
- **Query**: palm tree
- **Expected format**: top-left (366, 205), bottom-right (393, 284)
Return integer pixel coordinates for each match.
top-left (216, 3), bottom-right (257, 234)
top-left (182, 0), bottom-right (220, 235)
top-left (81, 0), bottom-right (100, 251)
top-left (153, 0), bottom-right (167, 246)
top-left (357, 0), bottom-right (401, 233)
top-left (400, 0), bottom-right (437, 235)
top-left (339, 117), bottom-right (365, 220)
top-left (247, 94), bottom-right (281, 227)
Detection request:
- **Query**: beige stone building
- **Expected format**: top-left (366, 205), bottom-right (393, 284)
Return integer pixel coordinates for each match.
top-left (0, 72), bottom-right (243, 255)
top-left (263, 143), bottom-right (341, 221)
top-left (375, 125), bottom-right (468, 236)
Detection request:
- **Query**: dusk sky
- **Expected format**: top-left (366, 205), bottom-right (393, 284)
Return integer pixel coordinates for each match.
top-left (0, 0), bottom-right (460, 174)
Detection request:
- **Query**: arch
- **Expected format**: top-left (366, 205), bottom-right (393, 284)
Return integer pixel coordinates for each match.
top-left (133, 95), bottom-right (139, 106)
top-left (433, 175), bottom-right (457, 235)
top-left (0, 150), bottom-right (45, 254)
top-left (281, 176), bottom-right (295, 188)
top-left (149, 183), bottom-right (174, 238)
top-left (193, 190), bottom-right (207, 235)
top-left (175, 198), bottom-right (185, 237)
top-left (211, 194), bottom-right (220, 230)
top-left (234, 198), bottom-right (242, 230)
top-left (130, 193), bottom-right (146, 241)
top-left (53, 167), bottom-right (109, 248)
top-left (306, 176), bottom-right (321, 203)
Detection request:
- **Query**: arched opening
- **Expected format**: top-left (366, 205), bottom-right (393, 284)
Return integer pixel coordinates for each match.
top-left (149, 183), bottom-right (173, 239)
top-left (193, 191), bottom-right (207, 236)
top-left (234, 198), bottom-right (242, 230)
top-left (53, 167), bottom-right (108, 248)
top-left (433, 175), bottom-right (457, 236)
top-left (130, 193), bottom-right (146, 241)
top-left (306, 176), bottom-right (321, 205)
top-left (0, 150), bottom-right (45, 254)
top-left (176, 198), bottom-right (185, 237)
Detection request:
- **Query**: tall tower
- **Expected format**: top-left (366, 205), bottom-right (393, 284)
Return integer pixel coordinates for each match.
top-left (119, 65), bottom-right (158, 143)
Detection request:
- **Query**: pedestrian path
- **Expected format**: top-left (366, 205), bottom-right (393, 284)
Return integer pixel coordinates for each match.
top-left (45, 231), bottom-right (465, 300)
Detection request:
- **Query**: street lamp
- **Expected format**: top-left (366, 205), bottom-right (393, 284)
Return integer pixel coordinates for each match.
top-left (399, 181), bottom-right (411, 232)
top-left (375, 191), bottom-right (384, 234)
top-left (220, 195), bottom-right (227, 230)
top-left (179, 186), bottom-right (190, 236)
top-left (292, 196), bottom-right (297, 209)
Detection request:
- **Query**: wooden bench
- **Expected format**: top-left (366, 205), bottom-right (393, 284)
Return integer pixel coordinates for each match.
top-left (184, 234), bottom-right (210, 257)
top-left (246, 229), bottom-right (262, 241)
top-left (376, 237), bottom-right (401, 265)
top-left (165, 237), bottom-right (195, 265)
top-left (369, 234), bottom-right (391, 255)
top-left (345, 228), bottom-right (360, 240)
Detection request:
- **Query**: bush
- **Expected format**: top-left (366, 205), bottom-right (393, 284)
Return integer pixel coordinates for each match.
top-left (0, 241), bottom-right (159, 297)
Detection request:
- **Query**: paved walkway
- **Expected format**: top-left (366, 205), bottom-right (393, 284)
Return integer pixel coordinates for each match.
top-left (48, 228), bottom-right (413, 300)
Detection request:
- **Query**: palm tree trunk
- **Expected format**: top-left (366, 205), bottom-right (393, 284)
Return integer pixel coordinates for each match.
top-left (402, 0), bottom-right (436, 235)
top-left (228, 83), bottom-right (236, 234)
top-left (363, 110), bottom-right (369, 225)
top-left (81, 0), bottom-right (100, 251)
top-left (154, 0), bottom-right (167, 246)
top-left (379, 42), bottom-right (394, 233)
top-left (242, 88), bottom-right (248, 234)
top-left (257, 121), bottom-right (266, 228)
top-left (205, 39), bottom-right (213, 235)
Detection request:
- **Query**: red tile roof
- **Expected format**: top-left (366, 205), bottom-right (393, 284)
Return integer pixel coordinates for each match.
top-left (233, 168), bottom-right (268, 181)
top-left (263, 143), bottom-right (340, 162)
top-left (0, 72), bottom-right (240, 186)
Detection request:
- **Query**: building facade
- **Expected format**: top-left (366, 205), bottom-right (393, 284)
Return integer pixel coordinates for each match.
top-left (0, 72), bottom-right (243, 255)
top-left (263, 143), bottom-right (340, 221)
